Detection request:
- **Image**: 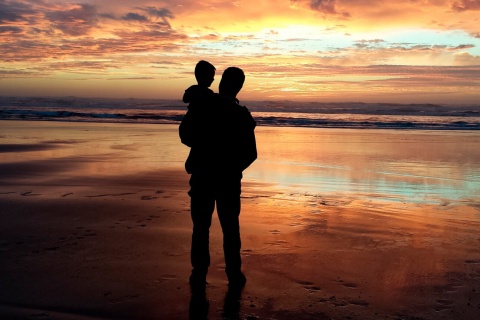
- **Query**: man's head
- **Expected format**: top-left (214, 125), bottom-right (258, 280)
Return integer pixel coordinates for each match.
top-left (219, 67), bottom-right (245, 98)
top-left (195, 60), bottom-right (216, 87)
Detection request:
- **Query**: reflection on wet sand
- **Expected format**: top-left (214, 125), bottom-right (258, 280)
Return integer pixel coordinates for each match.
top-left (0, 121), bottom-right (479, 319)
top-left (248, 127), bottom-right (480, 203)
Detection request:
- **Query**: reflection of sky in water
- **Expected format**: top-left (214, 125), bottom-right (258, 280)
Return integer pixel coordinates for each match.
top-left (246, 161), bottom-right (480, 203)
top-left (2, 121), bottom-right (479, 205)
top-left (245, 127), bottom-right (480, 204)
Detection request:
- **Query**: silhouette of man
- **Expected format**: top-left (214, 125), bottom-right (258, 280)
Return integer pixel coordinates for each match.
top-left (179, 67), bottom-right (257, 290)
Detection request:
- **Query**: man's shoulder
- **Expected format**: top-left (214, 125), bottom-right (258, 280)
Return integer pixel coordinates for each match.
top-left (234, 100), bottom-right (252, 116)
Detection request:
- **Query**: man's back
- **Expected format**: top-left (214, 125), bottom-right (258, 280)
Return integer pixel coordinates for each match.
top-left (180, 95), bottom-right (257, 176)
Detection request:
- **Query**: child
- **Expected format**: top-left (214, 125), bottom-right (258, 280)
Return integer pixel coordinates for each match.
top-left (183, 60), bottom-right (216, 109)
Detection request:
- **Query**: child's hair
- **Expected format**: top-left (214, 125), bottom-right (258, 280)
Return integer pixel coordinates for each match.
top-left (195, 60), bottom-right (216, 83)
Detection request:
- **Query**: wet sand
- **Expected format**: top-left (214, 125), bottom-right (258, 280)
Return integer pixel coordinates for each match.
top-left (1, 120), bottom-right (480, 319)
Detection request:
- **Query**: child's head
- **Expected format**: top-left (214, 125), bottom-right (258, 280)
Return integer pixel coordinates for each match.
top-left (195, 60), bottom-right (216, 87)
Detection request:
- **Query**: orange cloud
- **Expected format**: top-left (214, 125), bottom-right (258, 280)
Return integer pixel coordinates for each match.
top-left (0, 0), bottom-right (479, 103)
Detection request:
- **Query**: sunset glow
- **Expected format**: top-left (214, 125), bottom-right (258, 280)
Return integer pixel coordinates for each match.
top-left (1, 0), bottom-right (480, 103)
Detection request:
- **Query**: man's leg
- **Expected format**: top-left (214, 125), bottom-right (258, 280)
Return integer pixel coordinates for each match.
top-left (189, 174), bottom-right (215, 286)
top-left (216, 177), bottom-right (245, 287)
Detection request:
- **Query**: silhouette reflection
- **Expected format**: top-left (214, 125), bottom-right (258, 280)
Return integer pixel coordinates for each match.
top-left (189, 288), bottom-right (209, 320)
top-left (189, 284), bottom-right (245, 320)
top-left (222, 286), bottom-right (243, 320)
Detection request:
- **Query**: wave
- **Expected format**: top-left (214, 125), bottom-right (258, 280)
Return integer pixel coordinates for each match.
top-left (1, 96), bottom-right (480, 130)
top-left (0, 109), bottom-right (184, 123)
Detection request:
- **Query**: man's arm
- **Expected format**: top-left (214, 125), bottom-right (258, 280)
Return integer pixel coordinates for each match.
top-left (239, 110), bottom-right (257, 171)
top-left (240, 128), bottom-right (257, 171)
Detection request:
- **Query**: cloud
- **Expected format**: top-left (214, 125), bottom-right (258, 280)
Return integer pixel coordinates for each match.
top-left (140, 7), bottom-right (174, 20)
top-left (99, 13), bottom-right (116, 20)
top-left (451, 44), bottom-right (475, 50)
top-left (0, 0), bottom-right (35, 22)
top-left (107, 77), bottom-right (156, 80)
top-left (291, 0), bottom-right (350, 16)
top-left (0, 2), bottom-right (185, 63)
top-left (1, 0), bottom-right (480, 103)
top-left (122, 12), bottom-right (148, 21)
top-left (454, 52), bottom-right (480, 65)
top-left (354, 39), bottom-right (386, 48)
top-left (45, 3), bottom-right (98, 36)
top-left (0, 26), bottom-right (23, 33)
top-left (120, 7), bottom-right (174, 27)
top-left (451, 0), bottom-right (480, 11)
top-left (138, 7), bottom-right (174, 27)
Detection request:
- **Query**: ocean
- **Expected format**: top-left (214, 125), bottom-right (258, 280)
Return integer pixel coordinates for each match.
top-left (1, 96), bottom-right (480, 130)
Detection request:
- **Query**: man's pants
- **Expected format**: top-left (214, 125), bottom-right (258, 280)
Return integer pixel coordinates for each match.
top-left (188, 173), bottom-right (242, 276)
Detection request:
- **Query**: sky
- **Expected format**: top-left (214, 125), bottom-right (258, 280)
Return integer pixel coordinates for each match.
top-left (1, 0), bottom-right (480, 104)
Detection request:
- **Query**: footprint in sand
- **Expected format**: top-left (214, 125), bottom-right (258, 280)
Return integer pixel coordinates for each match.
top-left (83, 230), bottom-right (97, 237)
top-left (156, 274), bottom-right (178, 283)
top-left (21, 191), bottom-right (41, 196)
top-left (296, 280), bottom-right (321, 292)
top-left (289, 222), bottom-right (303, 227)
top-left (347, 299), bottom-right (370, 307)
top-left (141, 195), bottom-right (158, 200)
top-left (108, 293), bottom-right (140, 304)
top-left (332, 300), bottom-right (348, 307)
top-left (0, 241), bottom-right (11, 252)
top-left (28, 312), bottom-right (50, 319)
top-left (434, 299), bottom-right (454, 312)
top-left (334, 278), bottom-right (358, 289)
top-left (465, 259), bottom-right (480, 264)
top-left (86, 192), bottom-right (135, 198)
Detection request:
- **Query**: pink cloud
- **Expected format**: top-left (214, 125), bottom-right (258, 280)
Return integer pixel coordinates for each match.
top-left (451, 0), bottom-right (480, 11)
top-left (46, 3), bottom-right (98, 36)
top-left (291, 0), bottom-right (350, 16)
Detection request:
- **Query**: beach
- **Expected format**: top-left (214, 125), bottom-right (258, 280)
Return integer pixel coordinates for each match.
top-left (1, 120), bottom-right (480, 319)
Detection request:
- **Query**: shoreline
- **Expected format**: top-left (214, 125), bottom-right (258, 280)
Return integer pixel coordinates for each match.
top-left (2, 108), bottom-right (480, 131)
